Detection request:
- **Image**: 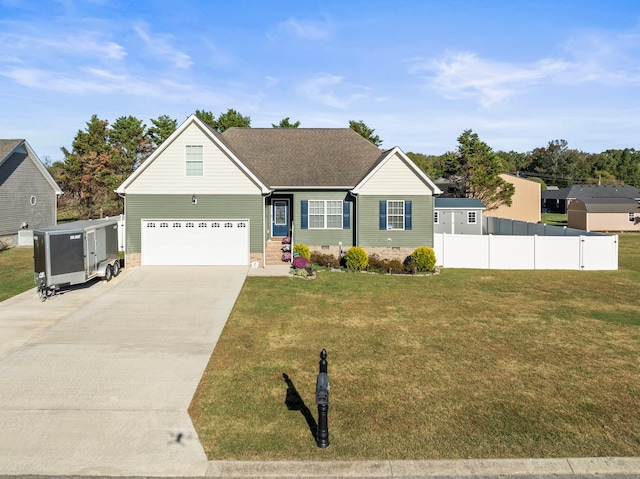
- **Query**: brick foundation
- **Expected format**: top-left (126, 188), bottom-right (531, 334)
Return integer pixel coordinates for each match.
top-left (361, 247), bottom-right (415, 262)
top-left (125, 253), bottom-right (141, 268)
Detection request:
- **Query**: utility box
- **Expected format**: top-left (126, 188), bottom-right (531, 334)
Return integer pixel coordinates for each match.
top-left (33, 218), bottom-right (121, 294)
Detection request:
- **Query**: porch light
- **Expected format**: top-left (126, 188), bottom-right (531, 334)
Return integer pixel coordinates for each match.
top-left (191, 195), bottom-right (197, 205)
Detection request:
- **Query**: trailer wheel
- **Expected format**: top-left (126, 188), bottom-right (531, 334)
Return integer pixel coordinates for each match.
top-left (104, 265), bottom-right (113, 282)
top-left (112, 260), bottom-right (121, 277)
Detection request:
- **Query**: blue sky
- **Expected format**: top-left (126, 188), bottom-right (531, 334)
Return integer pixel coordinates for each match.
top-left (2, 0), bottom-right (640, 162)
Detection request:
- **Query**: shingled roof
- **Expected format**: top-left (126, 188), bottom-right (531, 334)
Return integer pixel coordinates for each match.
top-left (0, 139), bottom-right (23, 164)
top-left (220, 128), bottom-right (384, 188)
top-left (542, 184), bottom-right (640, 200)
top-left (574, 198), bottom-right (640, 213)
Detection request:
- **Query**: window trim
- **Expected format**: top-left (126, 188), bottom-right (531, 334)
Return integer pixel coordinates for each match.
top-left (434, 210), bottom-right (439, 224)
top-left (308, 199), bottom-right (343, 229)
top-left (185, 145), bottom-right (204, 177)
top-left (386, 200), bottom-right (405, 231)
top-left (467, 211), bottom-right (477, 224)
top-left (629, 213), bottom-right (635, 222)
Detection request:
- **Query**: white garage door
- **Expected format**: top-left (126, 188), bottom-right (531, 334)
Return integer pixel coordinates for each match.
top-left (141, 219), bottom-right (250, 266)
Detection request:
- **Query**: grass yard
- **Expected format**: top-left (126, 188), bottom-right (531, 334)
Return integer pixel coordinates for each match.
top-left (0, 247), bottom-right (35, 302)
top-left (540, 212), bottom-right (567, 226)
top-left (190, 234), bottom-right (640, 460)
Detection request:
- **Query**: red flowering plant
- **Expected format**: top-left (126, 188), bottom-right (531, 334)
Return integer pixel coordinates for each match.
top-left (292, 256), bottom-right (309, 269)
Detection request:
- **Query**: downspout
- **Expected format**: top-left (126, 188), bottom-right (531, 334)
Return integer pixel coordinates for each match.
top-left (263, 191), bottom-right (273, 268)
top-left (349, 190), bottom-right (358, 246)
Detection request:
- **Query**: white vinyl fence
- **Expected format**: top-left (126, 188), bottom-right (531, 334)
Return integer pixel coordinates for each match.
top-left (433, 217), bottom-right (618, 270)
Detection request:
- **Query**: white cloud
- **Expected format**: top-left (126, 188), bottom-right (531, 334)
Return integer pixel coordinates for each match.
top-left (134, 24), bottom-right (193, 69)
top-left (409, 51), bottom-right (570, 107)
top-left (279, 16), bottom-right (332, 41)
top-left (411, 26), bottom-right (640, 108)
top-left (0, 30), bottom-right (126, 60)
top-left (298, 73), bottom-right (372, 109)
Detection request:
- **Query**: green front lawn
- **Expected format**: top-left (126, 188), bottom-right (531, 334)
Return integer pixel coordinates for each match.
top-left (189, 234), bottom-right (640, 460)
top-left (0, 247), bottom-right (35, 302)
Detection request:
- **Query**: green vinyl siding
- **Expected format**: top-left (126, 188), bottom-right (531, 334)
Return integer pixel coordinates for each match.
top-left (357, 195), bottom-right (434, 247)
top-left (285, 190), bottom-right (354, 247)
top-left (125, 194), bottom-right (263, 253)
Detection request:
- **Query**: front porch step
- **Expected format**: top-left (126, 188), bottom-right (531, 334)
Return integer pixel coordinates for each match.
top-left (265, 239), bottom-right (291, 266)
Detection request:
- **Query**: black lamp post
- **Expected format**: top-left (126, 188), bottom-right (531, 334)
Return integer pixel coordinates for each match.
top-left (315, 348), bottom-right (330, 448)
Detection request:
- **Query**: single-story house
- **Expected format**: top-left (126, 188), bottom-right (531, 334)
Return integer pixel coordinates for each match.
top-left (568, 198), bottom-right (640, 232)
top-left (116, 115), bottom-right (442, 267)
top-left (0, 139), bottom-right (62, 244)
top-left (434, 198), bottom-right (485, 235)
top-left (483, 174), bottom-right (540, 223)
top-left (542, 184), bottom-right (640, 214)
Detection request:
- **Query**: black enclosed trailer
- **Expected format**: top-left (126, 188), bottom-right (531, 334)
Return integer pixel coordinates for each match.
top-left (33, 218), bottom-right (121, 299)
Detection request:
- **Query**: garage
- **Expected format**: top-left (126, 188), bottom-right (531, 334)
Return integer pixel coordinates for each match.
top-left (141, 219), bottom-right (250, 266)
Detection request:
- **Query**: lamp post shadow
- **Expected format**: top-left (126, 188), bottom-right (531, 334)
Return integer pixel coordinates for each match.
top-left (283, 373), bottom-right (317, 440)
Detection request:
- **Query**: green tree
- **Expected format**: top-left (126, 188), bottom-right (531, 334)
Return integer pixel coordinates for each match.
top-left (194, 109), bottom-right (217, 130)
top-left (348, 120), bottom-right (382, 147)
top-left (196, 108), bottom-right (251, 132)
top-left (110, 115), bottom-right (151, 173)
top-left (272, 117), bottom-right (301, 128)
top-left (454, 129), bottom-right (515, 210)
top-left (407, 152), bottom-right (438, 178)
top-left (58, 115), bottom-right (115, 219)
top-left (216, 108), bottom-right (251, 132)
top-left (148, 114), bottom-right (177, 149)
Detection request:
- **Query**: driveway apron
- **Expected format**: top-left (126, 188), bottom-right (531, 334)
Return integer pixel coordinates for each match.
top-left (0, 266), bottom-right (247, 476)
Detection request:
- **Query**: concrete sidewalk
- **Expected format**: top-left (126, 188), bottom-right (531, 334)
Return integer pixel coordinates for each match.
top-left (0, 266), bottom-right (247, 477)
top-left (207, 457), bottom-right (640, 477)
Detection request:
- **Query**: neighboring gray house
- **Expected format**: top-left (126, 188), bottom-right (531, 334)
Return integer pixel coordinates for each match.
top-left (0, 139), bottom-right (62, 243)
top-left (542, 184), bottom-right (640, 213)
top-left (116, 115), bottom-right (441, 267)
top-left (434, 198), bottom-right (485, 235)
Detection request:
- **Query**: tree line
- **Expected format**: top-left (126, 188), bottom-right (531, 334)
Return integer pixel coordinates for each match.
top-left (49, 108), bottom-right (638, 219)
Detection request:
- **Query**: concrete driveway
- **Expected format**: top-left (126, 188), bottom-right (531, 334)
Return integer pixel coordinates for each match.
top-left (0, 265), bottom-right (248, 477)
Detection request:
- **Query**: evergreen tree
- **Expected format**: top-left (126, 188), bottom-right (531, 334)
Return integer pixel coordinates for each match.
top-left (348, 120), bottom-right (382, 147)
top-left (454, 129), bottom-right (515, 210)
top-left (272, 117), bottom-right (301, 128)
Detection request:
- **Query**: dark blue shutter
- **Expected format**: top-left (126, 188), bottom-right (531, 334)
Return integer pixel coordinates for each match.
top-left (379, 201), bottom-right (387, 230)
top-left (405, 200), bottom-right (412, 230)
top-left (343, 201), bottom-right (350, 229)
top-left (301, 200), bottom-right (308, 229)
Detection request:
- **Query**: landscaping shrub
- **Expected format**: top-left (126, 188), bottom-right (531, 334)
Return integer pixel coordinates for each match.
top-left (387, 259), bottom-right (404, 273)
top-left (293, 243), bottom-right (311, 260)
top-left (344, 246), bottom-right (368, 271)
top-left (0, 240), bottom-right (9, 253)
top-left (367, 253), bottom-right (385, 271)
top-left (292, 256), bottom-right (309, 269)
top-left (310, 251), bottom-right (340, 268)
top-left (411, 246), bottom-right (436, 272)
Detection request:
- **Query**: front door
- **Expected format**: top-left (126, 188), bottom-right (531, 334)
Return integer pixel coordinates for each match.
top-left (272, 199), bottom-right (289, 237)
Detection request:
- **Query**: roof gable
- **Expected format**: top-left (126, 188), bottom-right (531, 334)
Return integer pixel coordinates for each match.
top-left (117, 115), bottom-right (269, 194)
top-left (352, 147), bottom-right (442, 195)
top-left (0, 139), bottom-right (62, 195)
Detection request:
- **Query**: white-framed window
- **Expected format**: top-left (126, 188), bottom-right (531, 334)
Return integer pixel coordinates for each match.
top-left (308, 200), bottom-right (343, 229)
top-left (629, 213), bottom-right (635, 222)
top-left (185, 145), bottom-right (203, 176)
top-left (30, 195), bottom-right (37, 206)
top-left (467, 211), bottom-right (477, 224)
top-left (387, 200), bottom-right (405, 230)
top-left (434, 211), bottom-right (440, 224)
